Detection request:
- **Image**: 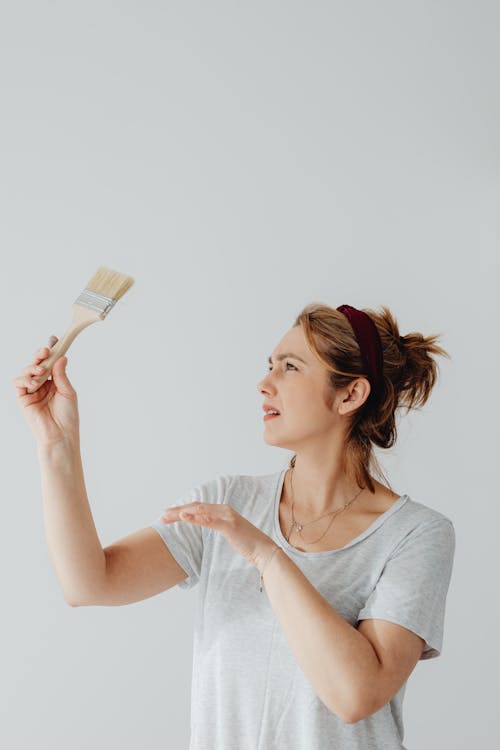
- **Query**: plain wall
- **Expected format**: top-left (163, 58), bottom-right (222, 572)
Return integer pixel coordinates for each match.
top-left (2, 2), bottom-right (499, 748)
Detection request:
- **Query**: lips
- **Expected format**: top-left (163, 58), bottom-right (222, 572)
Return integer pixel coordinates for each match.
top-left (262, 404), bottom-right (281, 414)
top-left (263, 412), bottom-right (280, 420)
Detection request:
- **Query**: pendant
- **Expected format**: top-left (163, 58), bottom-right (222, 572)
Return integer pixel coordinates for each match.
top-left (295, 524), bottom-right (303, 532)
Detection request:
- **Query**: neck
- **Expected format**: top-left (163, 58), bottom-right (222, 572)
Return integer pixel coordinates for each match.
top-left (286, 455), bottom-right (365, 516)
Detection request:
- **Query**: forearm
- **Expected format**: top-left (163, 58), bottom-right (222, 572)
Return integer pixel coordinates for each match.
top-left (256, 544), bottom-right (380, 724)
top-left (37, 437), bottom-right (106, 605)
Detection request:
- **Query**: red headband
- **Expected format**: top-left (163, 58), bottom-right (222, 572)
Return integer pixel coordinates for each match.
top-left (336, 304), bottom-right (384, 400)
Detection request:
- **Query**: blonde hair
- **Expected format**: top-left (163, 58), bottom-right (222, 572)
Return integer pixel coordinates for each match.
top-left (289, 303), bottom-right (451, 494)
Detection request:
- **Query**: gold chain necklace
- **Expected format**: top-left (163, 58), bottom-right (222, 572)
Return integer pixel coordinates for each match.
top-left (285, 466), bottom-right (364, 545)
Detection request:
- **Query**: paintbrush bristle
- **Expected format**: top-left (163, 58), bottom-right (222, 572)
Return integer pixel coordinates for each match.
top-left (85, 266), bottom-right (135, 301)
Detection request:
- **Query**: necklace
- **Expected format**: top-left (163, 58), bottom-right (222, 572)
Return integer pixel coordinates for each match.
top-left (285, 466), bottom-right (364, 545)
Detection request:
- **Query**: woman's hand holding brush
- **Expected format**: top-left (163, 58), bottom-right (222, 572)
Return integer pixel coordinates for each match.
top-left (13, 267), bottom-right (133, 448)
top-left (13, 335), bottom-right (80, 447)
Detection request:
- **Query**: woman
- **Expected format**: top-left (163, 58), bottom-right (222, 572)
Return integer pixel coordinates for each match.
top-left (14, 302), bottom-right (456, 750)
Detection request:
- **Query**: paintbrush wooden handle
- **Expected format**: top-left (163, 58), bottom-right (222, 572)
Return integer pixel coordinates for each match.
top-left (33, 304), bottom-right (103, 388)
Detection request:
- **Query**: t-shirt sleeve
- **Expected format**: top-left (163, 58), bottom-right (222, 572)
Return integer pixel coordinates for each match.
top-left (149, 474), bottom-right (229, 591)
top-left (356, 518), bottom-right (456, 660)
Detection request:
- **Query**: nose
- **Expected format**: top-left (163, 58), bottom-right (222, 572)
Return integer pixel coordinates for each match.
top-left (257, 372), bottom-right (273, 395)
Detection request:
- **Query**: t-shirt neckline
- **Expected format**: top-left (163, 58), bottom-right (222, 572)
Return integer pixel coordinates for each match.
top-left (273, 467), bottom-right (409, 557)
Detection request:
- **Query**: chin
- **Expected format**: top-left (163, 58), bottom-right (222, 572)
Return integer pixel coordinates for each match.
top-left (262, 432), bottom-right (282, 447)
top-left (262, 432), bottom-right (293, 451)
top-left (263, 435), bottom-right (279, 446)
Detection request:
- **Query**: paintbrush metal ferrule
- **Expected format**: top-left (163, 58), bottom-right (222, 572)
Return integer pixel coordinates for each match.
top-left (74, 288), bottom-right (117, 317)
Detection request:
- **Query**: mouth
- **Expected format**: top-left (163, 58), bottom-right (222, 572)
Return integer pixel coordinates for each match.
top-left (263, 412), bottom-right (281, 421)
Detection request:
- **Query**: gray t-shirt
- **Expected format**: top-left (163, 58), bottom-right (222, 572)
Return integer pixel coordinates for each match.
top-left (150, 466), bottom-right (456, 750)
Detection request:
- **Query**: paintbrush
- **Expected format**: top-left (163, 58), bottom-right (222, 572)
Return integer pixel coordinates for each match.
top-left (28, 266), bottom-right (134, 392)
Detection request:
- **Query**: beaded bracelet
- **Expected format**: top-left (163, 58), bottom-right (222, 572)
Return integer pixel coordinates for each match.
top-left (259, 545), bottom-right (284, 592)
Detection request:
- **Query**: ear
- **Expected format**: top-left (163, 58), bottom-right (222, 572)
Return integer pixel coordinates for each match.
top-left (339, 377), bottom-right (371, 414)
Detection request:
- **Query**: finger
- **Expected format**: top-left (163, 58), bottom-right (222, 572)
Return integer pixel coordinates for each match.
top-left (14, 373), bottom-right (43, 393)
top-left (32, 337), bottom-right (58, 365)
top-left (179, 510), bottom-right (212, 523)
top-left (32, 347), bottom-right (51, 365)
top-left (13, 380), bottom-right (28, 397)
top-left (161, 504), bottom-right (203, 523)
top-left (21, 362), bottom-right (47, 377)
top-left (13, 375), bottom-right (49, 398)
top-left (163, 501), bottom-right (202, 515)
top-left (162, 505), bottom-right (213, 524)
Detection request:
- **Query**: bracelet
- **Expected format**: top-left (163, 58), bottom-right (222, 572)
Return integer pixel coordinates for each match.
top-left (259, 545), bottom-right (283, 592)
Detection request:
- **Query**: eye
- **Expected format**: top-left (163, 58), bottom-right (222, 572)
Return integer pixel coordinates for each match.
top-left (267, 361), bottom-right (297, 372)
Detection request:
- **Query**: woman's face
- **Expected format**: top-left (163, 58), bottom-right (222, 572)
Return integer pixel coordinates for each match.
top-left (257, 325), bottom-right (340, 451)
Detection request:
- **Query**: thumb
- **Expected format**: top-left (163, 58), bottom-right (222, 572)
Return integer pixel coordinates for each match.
top-left (51, 356), bottom-right (75, 394)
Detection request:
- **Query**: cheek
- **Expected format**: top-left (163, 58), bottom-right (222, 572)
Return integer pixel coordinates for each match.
top-left (287, 381), bottom-right (330, 422)
top-left (292, 399), bottom-right (326, 423)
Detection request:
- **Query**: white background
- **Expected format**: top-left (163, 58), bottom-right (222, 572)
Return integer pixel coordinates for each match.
top-left (2, 2), bottom-right (499, 748)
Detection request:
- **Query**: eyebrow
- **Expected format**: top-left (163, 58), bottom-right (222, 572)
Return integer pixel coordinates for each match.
top-left (268, 352), bottom-right (308, 365)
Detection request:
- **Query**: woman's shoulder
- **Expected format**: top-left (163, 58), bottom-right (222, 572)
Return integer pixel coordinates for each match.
top-left (213, 469), bottom-right (282, 512)
top-left (184, 468), bottom-right (276, 494)
top-left (223, 469), bottom-right (282, 494)
top-left (402, 494), bottom-right (454, 529)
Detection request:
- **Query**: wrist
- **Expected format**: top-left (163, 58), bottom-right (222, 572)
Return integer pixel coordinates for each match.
top-left (254, 539), bottom-right (281, 574)
top-left (37, 434), bottom-right (81, 458)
